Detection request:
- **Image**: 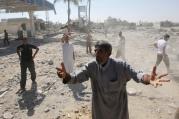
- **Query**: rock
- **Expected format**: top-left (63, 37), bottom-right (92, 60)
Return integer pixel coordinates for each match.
top-left (148, 96), bottom-right (156, 100)
top-left (44, 70), bottom-right (49, 74)
top-left (167, 110), bottom-right (172, 115)
top-left (74, 110), bottom-right (79, 113)
top-left (61, 93), bottom-right (64, 96)
top-left (55, 115), bottom-right (61, 119)
top-left (37, 90), bottom-right (43, 94)
top-left (156, 108), bottom-right (161, 113)
top-left (67, 113), bottom-right (71, 118)
top-left (48, 60), bottom-right (54, 65)
top-left (3, 112), bottom-right (14, 119)
top-left (0, 87), bottom-right (9, 94)
top-left (44, 108), bottom-right (50, 113)
top-left (52, 106), bottom-right (55, 109)
top-left (14, 106), bottom-right (19, 110)
top-left (41, 61), bottom-right (46, 64)
top-left (0, 91), bottom-right (8, 98)
top-left (168, 103), bottom-right (178, 109)
top-left (14, 103), bottom-right (18, 106)
top-left (127, 88), bottom-right (137, 96)
top-left (82, 105), bottom-right (87, 109)
top-left (76, 63), bottom-right (84, 67)
top-left (0, 65), bottom-right (4, 69)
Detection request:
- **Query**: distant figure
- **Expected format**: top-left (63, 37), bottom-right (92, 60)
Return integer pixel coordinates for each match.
top-left (17, 28), bottom-right (23, 40)
top-left (154, 34), bottom-right (170, 73)
top-left (62, 33), bottom-right (87, 100)
top-left (4, 30), bottom-right (10, 46)
top-left (62, 34), bottom-right (75, 73)
top-left (104, 27), bottom-right (108, 38)
top-left (116, 31), bottom-right (125, 60)
top-left (16, 37), bottom-right (39, 93)
top-left (86, 31), bottom-right (93, 54)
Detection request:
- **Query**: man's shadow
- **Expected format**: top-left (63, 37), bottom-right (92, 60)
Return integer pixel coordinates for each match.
top-left (17, 82), bottom-right (45, 116)
top-left (68, 83), bottom-right (91, 101)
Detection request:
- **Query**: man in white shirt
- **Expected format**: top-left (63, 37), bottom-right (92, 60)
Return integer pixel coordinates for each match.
top-left (116, 31), bottom-right (125, 60)
top-left (154, 34), bottom-right (170, 73)
top-left (62, 34), bottom-right (75, 73)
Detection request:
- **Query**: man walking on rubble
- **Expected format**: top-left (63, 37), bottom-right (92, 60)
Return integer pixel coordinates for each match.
top-left (154, 34), bottom-right (170, 73)
top-left (116, 31), bottom-right (125, 60)
top-left (4, 29), bottom-right (10, 46)
top-left (86, 31), bottom-right (93, 54)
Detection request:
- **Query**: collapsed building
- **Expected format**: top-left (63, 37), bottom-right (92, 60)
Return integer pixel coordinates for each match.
top-left (0, 0), bottom-right (55, 38)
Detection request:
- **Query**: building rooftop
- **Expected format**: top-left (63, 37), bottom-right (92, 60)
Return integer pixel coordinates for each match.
top-left (0, 0), bottom-right (55, 13)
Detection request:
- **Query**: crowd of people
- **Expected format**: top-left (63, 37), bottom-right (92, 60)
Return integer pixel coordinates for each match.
top-left (1, 26), bottom-right (171, 119)
top-left (56, 31), bottom-right (170, 119)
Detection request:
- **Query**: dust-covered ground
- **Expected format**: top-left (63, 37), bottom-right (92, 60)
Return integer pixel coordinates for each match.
top-left (0, 27), bottom-right (179, 119)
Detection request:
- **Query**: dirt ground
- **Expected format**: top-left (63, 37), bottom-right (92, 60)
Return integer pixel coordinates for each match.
top-left (0, 27), bottom-right (179, 119)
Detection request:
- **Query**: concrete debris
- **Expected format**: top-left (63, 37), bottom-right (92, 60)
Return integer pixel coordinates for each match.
top-left (55, 115), bottom-right (61, 119)
top-left (48, 60), bottom-right (54, 65)
top-left (127, 88), bottom-right (137, 96)
top-left (44, 108), bottom-right (50, 113)
top-left (74, 110), bottom-right (79, 113)
top-left (0, 91), bottom-right (8, 98)
top-left (3, 112), bottom-right (14, 119)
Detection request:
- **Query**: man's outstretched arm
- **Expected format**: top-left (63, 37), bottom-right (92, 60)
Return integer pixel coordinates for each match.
top-left (56, 62), bottom-right (91, 84)
top-left (123, 62), bottom-right (170, 87)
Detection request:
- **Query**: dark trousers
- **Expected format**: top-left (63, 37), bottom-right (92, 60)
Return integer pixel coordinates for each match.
top-left (3, 38), bottom-right (10, 46)
top-left (20, 61), bottom-right (36, 89)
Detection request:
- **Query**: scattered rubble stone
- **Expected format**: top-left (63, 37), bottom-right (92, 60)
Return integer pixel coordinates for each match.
top-left (48, 60), bottom-right (54, 65)
top-left (3, 112), bottom-right (14, 119)
top-left (127, 88), bottom-right (137, 96)
top-left (44, 108), bottom-right (50, 113)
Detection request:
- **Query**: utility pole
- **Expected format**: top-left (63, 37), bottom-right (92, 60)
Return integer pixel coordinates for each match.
top-left (46, 10), bottom-right (49, 29)
top-left (68, 0), bottom-right (70, 25)
top-left (88, 0), bottom-right (91, 25)
top-left (88, 0), bottom-right (91, 31)
top-left (67, 0), bottom-right (70, 32)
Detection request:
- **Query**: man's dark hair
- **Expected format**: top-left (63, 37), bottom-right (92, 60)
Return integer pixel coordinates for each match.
top-left (95, 40), bottom-right (112, 54)
top-left (164, 34), bottom-right (170, 39)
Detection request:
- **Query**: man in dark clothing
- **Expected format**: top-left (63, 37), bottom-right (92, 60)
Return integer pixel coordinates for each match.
top-left (16, 37), bottom-right (39, 93)
top-left (4, 30), bottom-right (10, 46)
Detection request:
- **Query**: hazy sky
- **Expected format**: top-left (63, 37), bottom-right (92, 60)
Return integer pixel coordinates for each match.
top-left (0, 0), bottom-right (179, 23)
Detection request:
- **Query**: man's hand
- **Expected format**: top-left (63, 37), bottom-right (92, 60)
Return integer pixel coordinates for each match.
top-left (143, 66), bottom-right (170, 88)
top-left (150, 66), bottom-right (170, 87)
top-left (56, 62), bottom-right (67, 79)
top-left (32, 48), bottom-right (39, 60)
top-left (32, 55), bottom-right (35, 60)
